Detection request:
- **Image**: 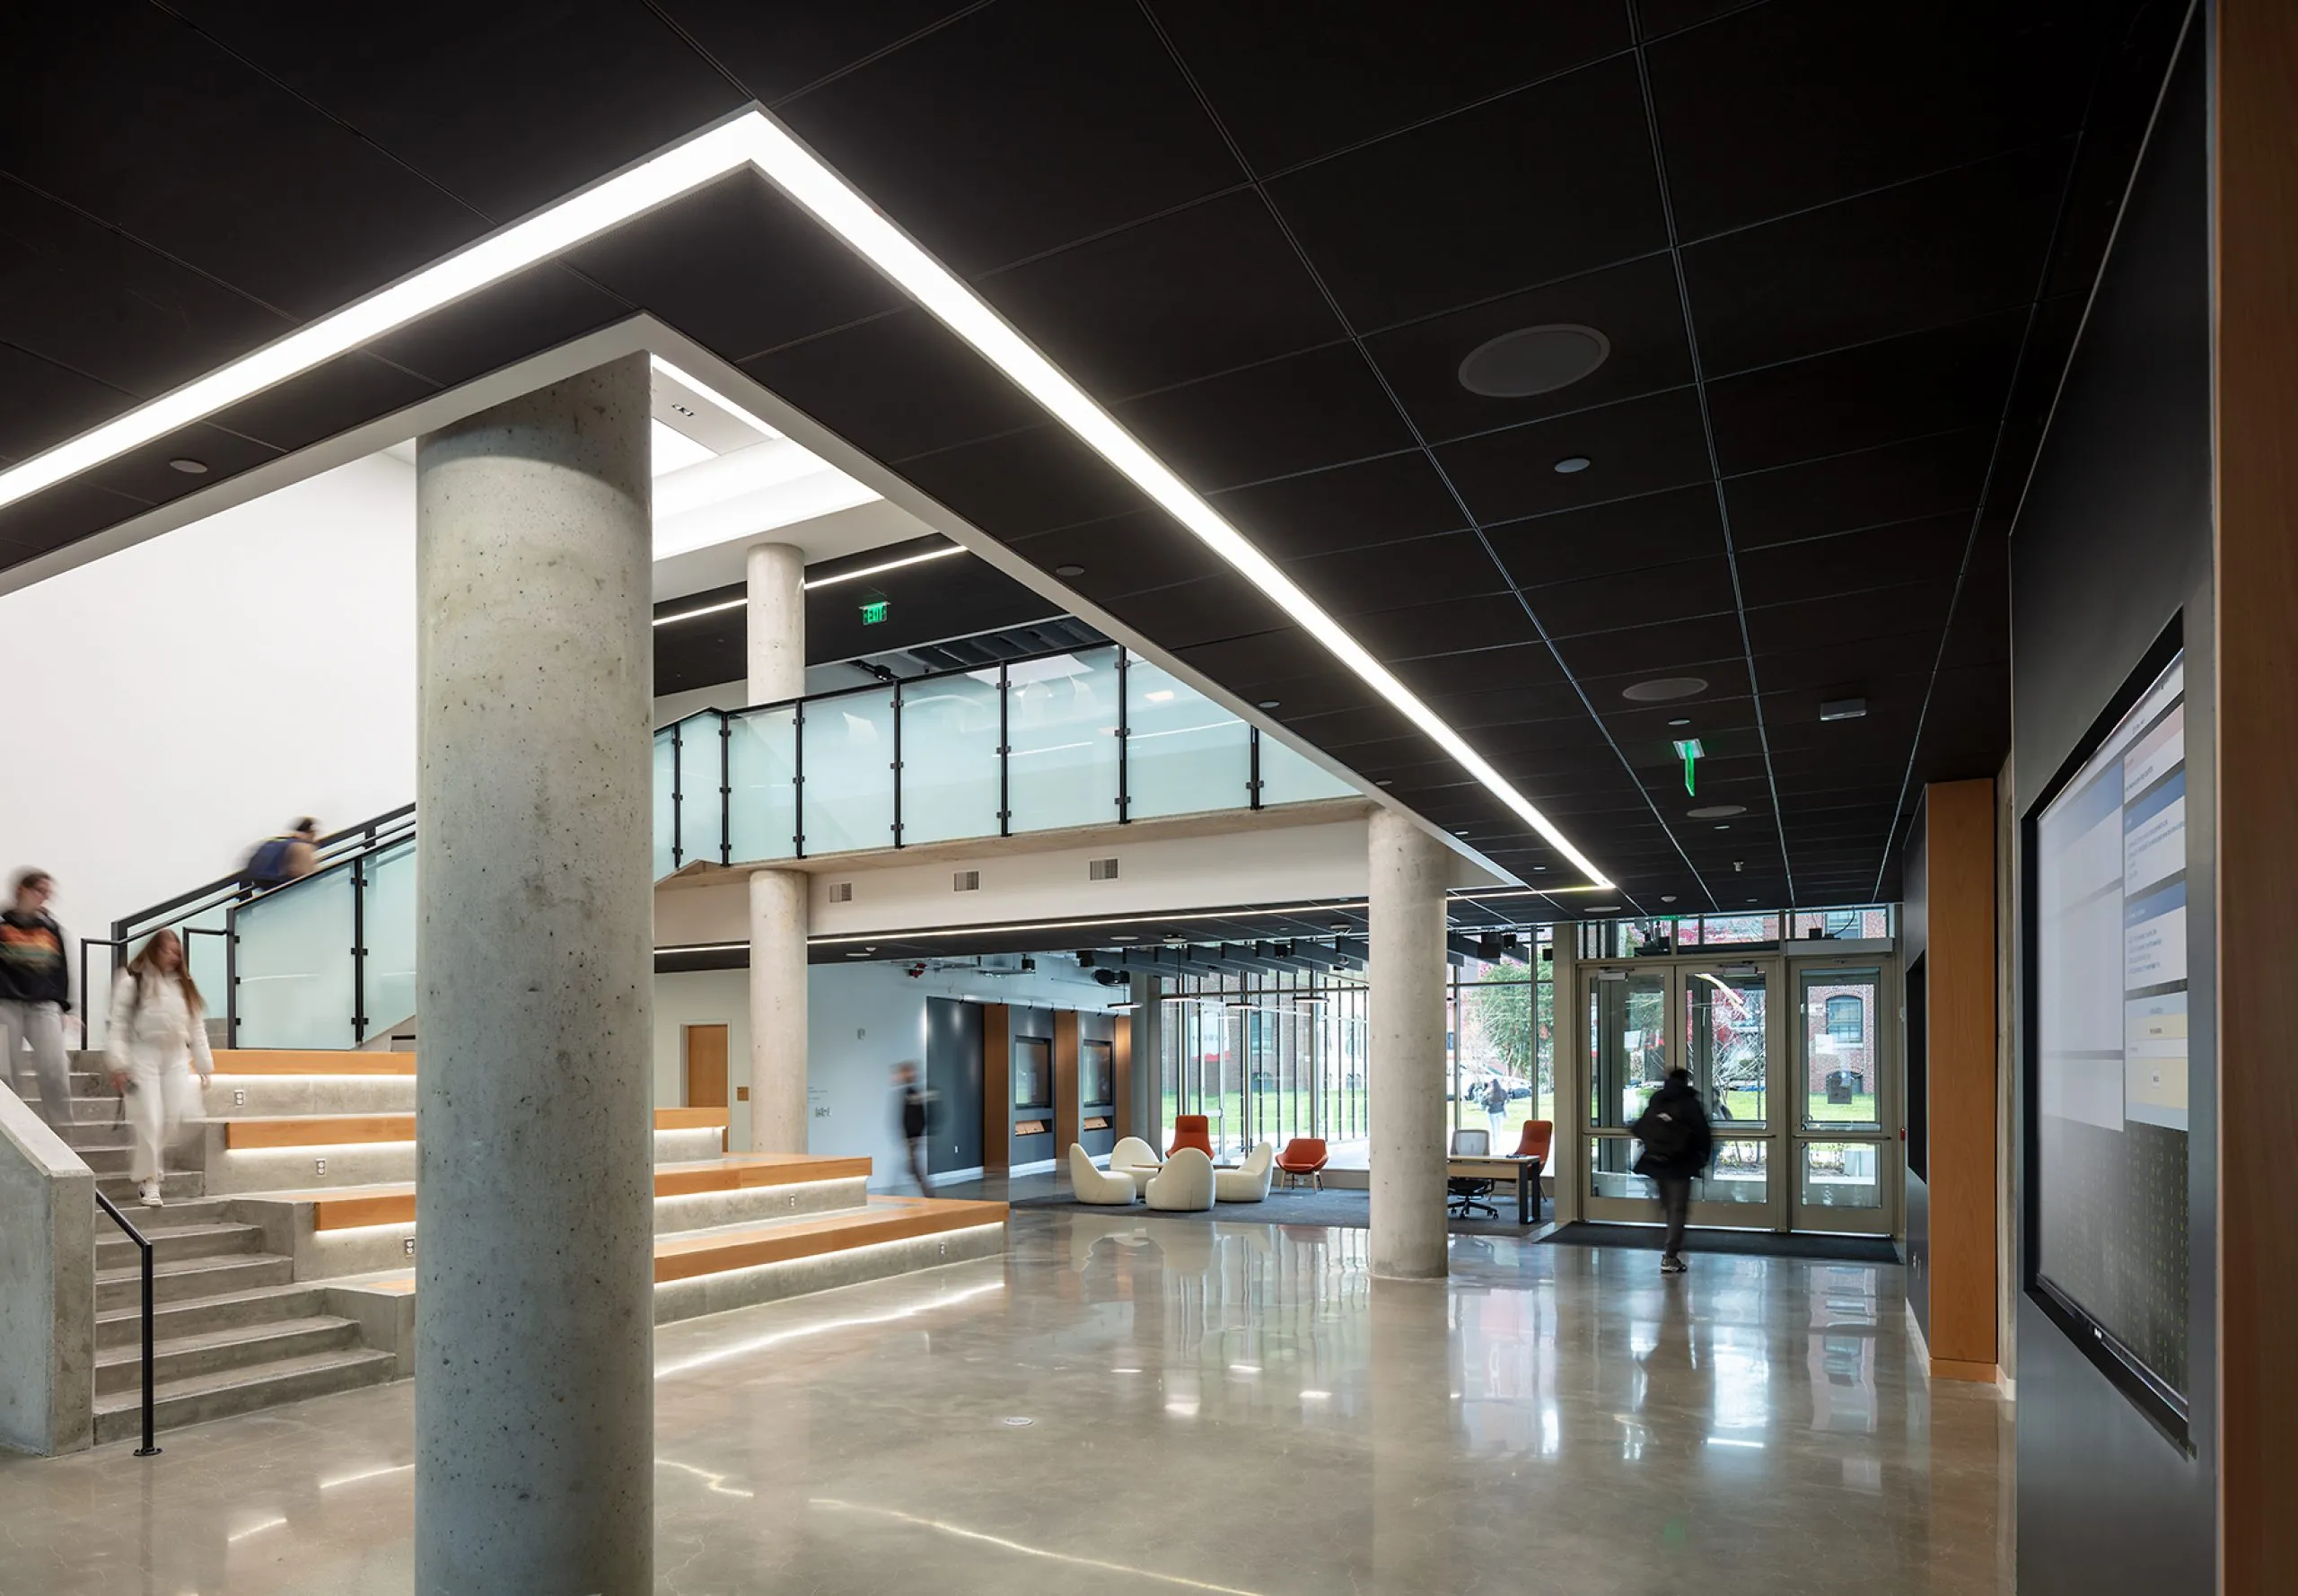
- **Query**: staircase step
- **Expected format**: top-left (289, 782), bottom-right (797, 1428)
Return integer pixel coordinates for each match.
top-left (94, 1315), bottom-right (363, 1395)
top-left (221, 1105), bottom-right (724, 1151)
top-left (97, 1282), bottom-right (332, 1348)
top-left (262, 1153), bottom-right (873, 1232)
top-left (96, 1171), bottom-right (205, 1204)
top-left (92, 1346), bottom-right (399, 1443)
top-left (76, 1145), bottom-right (136, 1174)
top-left (92, 1195), bottom-right (232, 1230)
top-left (96, 1222), bottom-right (263, 1271)
top-left (212, 1049), bottom-right (416, 1076)
top-left (649, 1196), bottom-right (1006, 1282)
top-left (97, 1251), bottom-right (293, 1311)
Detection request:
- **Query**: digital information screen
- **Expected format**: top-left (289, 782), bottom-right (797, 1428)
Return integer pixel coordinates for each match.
top-left (2034, 652), bottom-right (2190, 1403)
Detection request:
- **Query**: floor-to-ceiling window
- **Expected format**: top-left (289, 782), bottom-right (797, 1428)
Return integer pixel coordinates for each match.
top-left (1448, 938), bottom-right (1554, 1151)
top-left (1158, 968), bottom-right (1372, 1165)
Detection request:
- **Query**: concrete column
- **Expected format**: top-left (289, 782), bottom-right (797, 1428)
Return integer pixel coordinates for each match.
top-left (1367, 808), bottom-right (1450, 1280)
top-left (749, 868), bottom-right (809, 1153)
top-left (745, 541), bottom-right (805, 703)
top-left (415, 354), bottom-right (655, 1596)
top-left (745, 541), bottom-right (810, 1153)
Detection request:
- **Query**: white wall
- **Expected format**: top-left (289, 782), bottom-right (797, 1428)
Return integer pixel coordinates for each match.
top-left (652, 956), bottom-right (1109, 1187)
top-left (0, 455), bottom-right (416, 966)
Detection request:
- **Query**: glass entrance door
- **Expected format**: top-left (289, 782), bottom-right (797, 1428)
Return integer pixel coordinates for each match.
top-left (1786, 965), bottom-right (1896, 1233)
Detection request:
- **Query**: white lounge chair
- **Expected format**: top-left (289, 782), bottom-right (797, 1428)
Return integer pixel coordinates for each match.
top-left (1145, 1146), bottom-right (1215, 1212)
top-left (1215, 1141), bottom-right (1274, 1203)
top-left (1108, 1136), bottom-right (1162, 1184)
top-left (1069, 1144), bottom-right (1137, 1206)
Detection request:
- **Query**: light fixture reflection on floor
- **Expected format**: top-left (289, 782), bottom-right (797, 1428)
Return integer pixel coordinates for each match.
top-left (811, 1499), bottom-right (1267, 1596)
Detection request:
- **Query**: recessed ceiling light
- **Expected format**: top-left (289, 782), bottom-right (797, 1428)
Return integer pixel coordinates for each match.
top-left (1109, 934), bottom-right (1137, 943)
top-left (1747, 898), bottom-right (1760, 904)
top-left (1532, 865), bottom-right (1548, 872)
top-left (1257, 699), bottom-right (1280, 709)
top-left (1452, 829), bottom-right (1470, 836)
top-left (1622, 677), bottom-right (1707, 703)
top-left (1329, 921), bottom-right (1351, 933)
top-left (1668, 717), bottom-right (1691, 727)
top-left (1687, 804), bottom-right (1746, 820)
top-left (845, 949), bottom-right (870, 959)
top-left (168, 457), bottom-right (208, 474)
top-left (1053, 564), bottom-right (1085, 577)
top-left (1661, 894), bottom-right (1678, 903)
top-left (1819, 697), bottom-right (1868, 722)
top-left (1552, 455), bottom-right (1592, 475)
top-left (1457, 324), bottom-right (1610, 399)
top-left (1588, 904), bottom-right (1619, 913)
top-left (1375, 778), bottom-right (1395, 786)
top-left (803, 546), bottom-right (964, 590)
top-left (1715, 823), bottom-right (1732, 830)
top-left (1164, 932), bottom-right (1187, 943)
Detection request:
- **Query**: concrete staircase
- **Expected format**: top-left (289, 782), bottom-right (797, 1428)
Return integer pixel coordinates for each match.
top-left (13, 1046), bottom-right (1004, 1444)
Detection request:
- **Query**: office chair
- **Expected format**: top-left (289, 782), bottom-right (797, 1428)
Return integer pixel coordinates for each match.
top-left (1447, 1127), bottom-right (1498, 1220)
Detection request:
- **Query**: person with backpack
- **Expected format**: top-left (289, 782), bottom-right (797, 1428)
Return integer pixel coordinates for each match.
top-left (0, 868), bottom-right (75, 1129)
top-left (1482, 1074), bottom-right (1511, 1137)
top-left (1633, 1066), bottom-right (1715, 1275)
top-left (247, 819), bottom-right (321, 889)
top-left (106, 928), bottom-right (214, 1207)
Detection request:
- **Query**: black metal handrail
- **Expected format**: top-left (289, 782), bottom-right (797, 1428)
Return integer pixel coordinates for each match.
top-left (92, 1189), bottom-right (161, 1457)
top-left (111, 803), bottom-right (417, 943)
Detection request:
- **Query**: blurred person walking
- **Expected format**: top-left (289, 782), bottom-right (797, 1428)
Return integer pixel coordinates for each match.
top-left (107, 929), bottom-right (214, 1206)
top-left (0, 869), bottom-right (75, 1129)
top-left (246, 818), bottom-right (321, 889)
top-left (1633, 1066), bottom-right (1714, 1275)
top-left (1481, 1074), bottom-right (1510, 1138)
top-left (893, 1063), bottom-right (933, 1195)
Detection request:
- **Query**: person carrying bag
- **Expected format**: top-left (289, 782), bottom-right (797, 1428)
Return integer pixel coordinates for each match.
top-left (106, 929), bottom-right (214, 1207)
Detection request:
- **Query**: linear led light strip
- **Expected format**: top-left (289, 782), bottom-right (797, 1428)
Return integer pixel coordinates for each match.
top-left (0, 110), bottom-right (1612, 891)
top-left (652, 545), bottom-right (967, 626)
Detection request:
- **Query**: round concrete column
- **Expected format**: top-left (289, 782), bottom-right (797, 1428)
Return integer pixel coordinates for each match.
top-left (749, 867), bottom-right (809, 1153)
top-left (1368, 807), bottom-right (1451, 1280)
top-left (414, 354), bottom-right (655, 1596)
top-left (745, 540), bottom-right (809, 1153)
top-left (745, 541), bottom-right (804, 704)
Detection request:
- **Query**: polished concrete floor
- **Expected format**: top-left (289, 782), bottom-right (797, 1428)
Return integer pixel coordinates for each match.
top-left (0, 1210), bottom-right (2013, 1593)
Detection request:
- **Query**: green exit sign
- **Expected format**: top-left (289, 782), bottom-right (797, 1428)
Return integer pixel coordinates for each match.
top-left (859, 599), bottom-right (890, 626)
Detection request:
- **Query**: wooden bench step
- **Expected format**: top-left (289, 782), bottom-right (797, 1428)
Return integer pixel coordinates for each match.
top-left (224, 1105), bottom-right (728, 1150)
top-left (211, 1049), bottom-right (416, 1076)
top-left (263, 1154), bottom-right (874, 1230)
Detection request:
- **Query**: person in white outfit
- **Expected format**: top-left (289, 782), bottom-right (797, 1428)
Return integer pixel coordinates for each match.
top-left (106, 929), bottom-right (212, 1207)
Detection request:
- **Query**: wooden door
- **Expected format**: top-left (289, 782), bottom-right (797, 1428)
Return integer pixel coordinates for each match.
top-left (684, 1024), bottom-right (729, 1151)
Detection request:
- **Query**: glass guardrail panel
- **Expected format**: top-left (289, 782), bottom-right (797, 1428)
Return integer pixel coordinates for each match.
top-left (178, 902), bottom-right (231, 1022)
top-left (653, 724), bottom-right (679, 879)
top-left (233, 867), bottom-right (358, 1048)
top-left (727, 706), bottom-right (798, 864)
top-left (1258, 733), bottom-right (1358, 806)
top-left (899, 671), bottom-right (1004, 846)
top-left (1007, 649), bottom-right (1121, 833)
top-left (362, 841), bottom-right (417, 1040)
top-left (1126, 653), bottom-right (1249, 820)
top-left (803, 688), bottom-right (897, 854)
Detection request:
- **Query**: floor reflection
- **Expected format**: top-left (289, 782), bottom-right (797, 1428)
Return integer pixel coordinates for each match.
top-left (0, 1212), bottom-right (2011, 1595)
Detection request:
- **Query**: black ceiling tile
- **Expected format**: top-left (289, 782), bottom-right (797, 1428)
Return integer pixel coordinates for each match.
top-left (1007, 509), bottom-right (1228, 599)
top-left (777, 0), bottom-right (1241, 276)
top-left (1171, 627), bottom-right (1320, 685)
top-left (1423, 681), bottom-right (1592, 734)
top-left (1350, 595), bottom-right (1540, 662)
top-left (1394, 642), bottom-right (1566, 702)
top-left (1208, 451), bottom-right (1467, 561)
top-left (1757, 671), bottom-right (1933, 732)
top-left (0, 341), bottom-right (141, 462)
top-left (0, 178), bottom-right (293, 406)
top-left (979, 189), bottom-right (1339, 399)
top-left (207, 351), bottom-right (437, 456)
top-left (1482, 483), bottom-right (1724, 588)
top-left (1553, 611), bottom-right (1749, 683)
top-left (655, 1), bottom-right (965, 104)
top-left (1285, 702), bottom-right (1419, 753)
top-left (571, 172), bottom-right (907, 360)
top-left (0, 478), bottom-right (153, 566)
top-left (179, 1), bottom-right (743, 223)
top-left (1723, 429), bottom-right (1993, 548)
top-left (1647, 0), bottom-right (2103, 241)
top-left (1732, 513), bottom-right (1971, 607)
top-left (1601, 695), bottom-right (1758, 742)
top-left (1365, 254), bottom-right (1691, 443)
top-left (2040, 0), bottom-right (2190, 303)
top-left (746, 310), bottom-right (1045, 463)
top-left (4, 7), bottom-right (488, 320)
top-left (1150, 0), bottom-right (1627, 173)
top-left (1436, 387), bottom-right (1711, 525)
top-left (1939, 536), bottom-right (2011, 671)
top-left (1113, 343), bottom-right (1416, 492)
top-left (2000, 290), bottom-right (2089, 430)
top-left (1524, 555), bottom-right (1739, 640)
top-left (1704, 309), bottom-right (2029, 476)
top-left (1683, 140), bottom-right (2071, 378)
top-left (894, 426), bottom-right (1149, 540)
top-left (1286, 531), bottom-right (1513, 618)
top-left (1765, 712), bottom-right (1920, 765)
top-left (1097, 574), bottom-right (1298, 653)
top-left (1267, 54), bottom-right (1667, 329)
top-left (85, 421), bottom-right (283, 513)
top-left (1229, 669), bottom-right (1385, 723)
top-left (1745, 580), bottom-right (1955, 656)
top-left (365, 262), bottom-right (630, 390)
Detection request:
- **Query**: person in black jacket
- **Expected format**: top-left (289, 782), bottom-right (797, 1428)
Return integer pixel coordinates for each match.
top-left (1633, 1067), bottom-right (1715, 1274)
top-left (0, 869), bottom-right (75, 1128)
top-left (892, 1064), bottom-right (934, 1195)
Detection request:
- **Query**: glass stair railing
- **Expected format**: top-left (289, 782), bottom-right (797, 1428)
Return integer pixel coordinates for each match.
top-left (107, 645), bottom-right (1356, 1048)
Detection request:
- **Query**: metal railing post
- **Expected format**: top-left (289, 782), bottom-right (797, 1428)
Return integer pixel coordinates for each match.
top-left (793, 699), bottom-right (807, 858)
top-left (93, 1190), bottom-right (159, 1456)
top-left (670, 723), bottom-right (684, 870)
top-left (718, 712), bottom-right (732, 866)
top-left (997, 662), bottom-right (1012, 837)
top-left (350, 858), bottom-right (367, 1045)
top-left (1115, 647), bottom-right (1130, 823)
top-left (890, 678), bottom-right (904, 846)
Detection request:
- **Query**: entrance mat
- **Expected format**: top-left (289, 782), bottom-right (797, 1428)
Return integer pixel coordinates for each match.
top-left (1536, 1223), bottom-right (1899, 1265)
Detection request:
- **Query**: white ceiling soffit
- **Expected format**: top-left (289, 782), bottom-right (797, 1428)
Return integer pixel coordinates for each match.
top-left (0, 105), bottom-right (1613, 893)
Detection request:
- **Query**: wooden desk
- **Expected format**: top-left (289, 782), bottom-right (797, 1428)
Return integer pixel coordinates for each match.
top-left (1446, 1154), bottom-right (1544, 1224)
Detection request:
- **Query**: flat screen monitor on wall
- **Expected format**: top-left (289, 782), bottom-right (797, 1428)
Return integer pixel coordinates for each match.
top-left (1013, 1038), bottom-right (1052, 1110)
top-left (1080, 1040), bottom-right (1113, 1107)
top-left (2030, 645), bottom-right (2190, 1435)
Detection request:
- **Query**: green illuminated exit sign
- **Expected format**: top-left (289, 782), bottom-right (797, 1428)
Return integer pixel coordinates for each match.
top-left (859, 598), bottom-right (890, 626)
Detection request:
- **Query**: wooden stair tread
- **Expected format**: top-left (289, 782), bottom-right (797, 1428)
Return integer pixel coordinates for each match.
top-left (251, 1154), bottom-right (873, 1229)
top-left (212, 1049), bottom-right (416, 1076)
top-left (223, 1105), bottom-right (727, 1150)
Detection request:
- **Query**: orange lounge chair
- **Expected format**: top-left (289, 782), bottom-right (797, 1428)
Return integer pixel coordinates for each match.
top-left (1168, 1115), bottom-right (1214, 1158)
top-left (1275, 1136), bottom-right (1329, 1190)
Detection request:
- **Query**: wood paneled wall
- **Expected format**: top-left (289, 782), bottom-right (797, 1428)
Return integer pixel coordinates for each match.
top-left (1923, 777), bottom-right (2000, 1379)
top-left (2215, 3), bottom-right (2298, 1580)
top-left (1113, 1016), bottom-right (1134, 1141)
top-left (1053, 1010), bottom-right (1081, 1151)
top-left (981, 1004), bottom-right (1011, 1175)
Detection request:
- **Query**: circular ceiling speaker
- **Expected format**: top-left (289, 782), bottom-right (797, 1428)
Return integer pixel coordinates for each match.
top-left (1687, 803), bottom-right (1747, 820)
top-left (1458, 324), bottom-right (1611, 399)
top-left (1620, 676), bottom-right (1708, 703)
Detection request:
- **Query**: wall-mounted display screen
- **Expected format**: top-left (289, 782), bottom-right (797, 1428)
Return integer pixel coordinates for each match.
top-left (1080, 1039), bottom-right (1113, 1106)
top-left (1013, 1038), bottom-right (1052, 1110)
top-left (2034, 651), bottom-right (2189, 1408)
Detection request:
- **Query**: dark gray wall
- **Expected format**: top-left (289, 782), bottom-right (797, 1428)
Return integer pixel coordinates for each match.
top-left (925, 997), bottom-right (984, 1175)
top-left (1899, 800), bottom-right (1930, 1333)
top-left (2010, 27), bottom-right (2215, 1596)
